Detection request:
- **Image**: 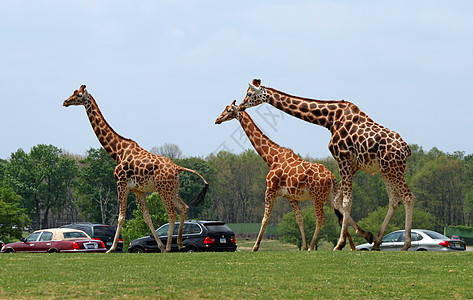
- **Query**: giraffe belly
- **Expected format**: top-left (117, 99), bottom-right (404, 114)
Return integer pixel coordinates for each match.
top-left (278, 187), bottom-right (311, 201)
top-left (359, 160), bottom-right (381, 174)
top-left (127, 177), bottom-right (156, 193)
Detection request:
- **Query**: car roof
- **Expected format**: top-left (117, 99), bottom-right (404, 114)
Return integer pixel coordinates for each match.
top-left (32, 228), bottom-right (92, 239)
top-left (62, 222), bottom-right (114, 227)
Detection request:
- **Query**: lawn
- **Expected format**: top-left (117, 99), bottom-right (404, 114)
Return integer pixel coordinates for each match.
top-left (1, 239), bottom-right (472, 299)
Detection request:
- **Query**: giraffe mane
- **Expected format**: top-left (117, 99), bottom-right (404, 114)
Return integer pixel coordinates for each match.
top-left (264, 86), bottom-right (350, 105)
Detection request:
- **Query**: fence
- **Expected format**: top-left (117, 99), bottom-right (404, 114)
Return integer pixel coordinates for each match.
top-left (444, 226), bottom-right (473, 245)
top-left (227, 223), bottom-right (279, 239)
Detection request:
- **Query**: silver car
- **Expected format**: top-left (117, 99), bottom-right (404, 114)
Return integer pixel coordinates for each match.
top-left (356, 229), bottom-right (466, 251)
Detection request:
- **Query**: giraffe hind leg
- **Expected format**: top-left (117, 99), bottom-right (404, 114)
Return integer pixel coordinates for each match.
top-left (135, 191), bottom-right (166, 252)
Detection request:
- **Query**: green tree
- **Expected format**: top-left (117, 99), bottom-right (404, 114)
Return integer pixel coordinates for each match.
top-left (121, 192), bottom-right (168, 245)
top-left (174, 156), bottom-right (213, 219)
top-left (5, 145), bottom-right (78, 229)
top-left (278, 205), bottom-right (340, 249)
top-left (0, 183), bottom-right (30, 242)
top-left (76, 148), bottom-right (122, 224)
top-left (205, 150), bottom-right (268, 223)
top-left (412, 153), bottom-right (465, 229)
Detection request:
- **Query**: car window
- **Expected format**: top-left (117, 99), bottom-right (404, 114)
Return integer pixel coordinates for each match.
top-left (157, 224), bottom-right (169, 236)
top-left (382, 232), bottom-right (403, 243)
top-left (413, 233), bottom-right (423, 241)
top-left (188, 224), bottom-right (202, 234)
top-left (39, 232), bottom-right (53, 241)
top-left (205, 224), bottom-right (233, 233)
top-left (94, 225), bottom-right (116, 236)
top-left (423, 230), bottom-right (448, 240)
top-left (63, 231), bottom-right (88, 239)
top-left (25, 232), bottom-right (41, 242)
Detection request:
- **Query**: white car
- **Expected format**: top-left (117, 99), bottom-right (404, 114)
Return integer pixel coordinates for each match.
top-left (356, 229), bottom-right (466, 251)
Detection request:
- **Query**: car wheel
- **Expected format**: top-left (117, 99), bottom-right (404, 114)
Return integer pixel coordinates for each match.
top-left (5, 248), bottom-right (14, 253)
top-left (132, 247), bottom-right (145, 253)
top-left (48, 249), bottom-right (59, 253)
top-left (186, 246), bottom-right (199, 253)
top-left (416, 248), bottom-right (427, 251)
top-left (358, 248), bottom-right (368, 251)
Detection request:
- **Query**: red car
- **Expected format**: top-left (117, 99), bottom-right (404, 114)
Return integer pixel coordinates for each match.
top-left (1, 228), bottom-right (107, 253)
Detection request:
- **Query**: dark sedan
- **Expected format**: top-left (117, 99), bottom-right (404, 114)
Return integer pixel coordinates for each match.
top-left (129, 220), bottom-right (237, 253)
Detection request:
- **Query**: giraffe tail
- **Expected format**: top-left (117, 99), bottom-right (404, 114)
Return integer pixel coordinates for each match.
top-left (179, 167), bottom-right (209, 206)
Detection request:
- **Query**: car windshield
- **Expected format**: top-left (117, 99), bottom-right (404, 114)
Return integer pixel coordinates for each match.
top-left (422, 230), bottom-right (448, 240)
top-left (205, 224), bottom-right (233, 233)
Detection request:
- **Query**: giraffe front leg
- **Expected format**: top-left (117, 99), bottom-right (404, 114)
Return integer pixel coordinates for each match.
top-left (107, 183), bottom-right (128, 253)
top-left (253, 188), bottom-right (276, 252)
top-left (289, 200), bottom-right (308, 251)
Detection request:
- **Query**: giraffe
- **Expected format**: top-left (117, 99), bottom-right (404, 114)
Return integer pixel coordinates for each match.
top-left (238, 79), bottom-right (414, 251)
top-left (63, 85), bottom-right (208, 253)
top-left (215, 100), bottom-right (357, 251)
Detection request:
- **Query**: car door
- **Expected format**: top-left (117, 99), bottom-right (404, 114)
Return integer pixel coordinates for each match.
top-left (34, 231), bottom-right (54, 252)
top-left (15, 232), bottom-right (42, 252)
top-left (379, 231), bottom-right (404, 251)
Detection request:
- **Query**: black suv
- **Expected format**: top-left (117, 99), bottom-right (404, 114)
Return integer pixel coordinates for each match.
top-left (60, 223), bottom-right (124, 252)
top-left (128, 220), bottom-right (237, 253)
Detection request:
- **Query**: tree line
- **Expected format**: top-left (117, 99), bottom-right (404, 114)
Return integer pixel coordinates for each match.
top-left (1, 143), bottom-right (472, 244)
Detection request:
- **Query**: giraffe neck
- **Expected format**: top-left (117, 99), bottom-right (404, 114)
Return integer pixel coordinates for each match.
top-left (85, 95), bottom-right (135, 163)
top-left (264, 87), bottom-right (369, 131)
top-left (238, 111), bottom-right (284, 167)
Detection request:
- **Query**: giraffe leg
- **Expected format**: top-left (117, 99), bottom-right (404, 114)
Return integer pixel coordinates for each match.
top-left (253, 188), bottom-right (276, 252)
top-left (172, 194), bottom-right (189, 251)
top-left (161, 195), bottom-right (178, 253)
top-left (135, 191), bottom-right (166, 252)
top-left (375, 172), bottom-right (415, 251)
top-left (334, 166), bottom-right (354, 251)
top-left (309, 200), bottom-right (325, 251)
top-left (289, 199), bottom-right (308, 251)
top-left (107, 183), bottom-right (128, 253)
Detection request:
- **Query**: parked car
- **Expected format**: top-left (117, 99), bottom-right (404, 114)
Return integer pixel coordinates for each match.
top-left (0, 241), bottom-right (4, 250)
top-left (0, 228), bottom-right (107, 253)
top-left (356, 229), bottom-right (467, 251)
top-left (60, 222), bottom-right (124, 252)
top-left (129, 220), bottom-right (237, 253)
top-left (451, 235), bottom-right (461, 240)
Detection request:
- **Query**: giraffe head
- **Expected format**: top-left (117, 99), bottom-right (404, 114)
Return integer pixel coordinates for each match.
top-left (215, 100), bottom-right (240, 124)
top-left (63, 85), bottom-right (90, 107)
top-left (238, 79), bottom-right (267, 111)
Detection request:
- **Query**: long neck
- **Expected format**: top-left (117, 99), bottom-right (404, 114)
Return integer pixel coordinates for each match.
top-left (85, 95), bottom-right (135, 163)
top-left (238, 111), bottom-right (284, 167)
top-left (264, 87), bottom-right (370, 132)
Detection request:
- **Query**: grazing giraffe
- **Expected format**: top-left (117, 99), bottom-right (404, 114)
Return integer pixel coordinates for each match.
top-left (238, 79), bottom-right (413, 251)
top-left (63, 85), bottom-right (208, 253)
top-left (215, 100), bottom-right (357, 251)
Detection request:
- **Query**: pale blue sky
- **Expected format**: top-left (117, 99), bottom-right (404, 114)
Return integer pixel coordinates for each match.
top-left (1, 1), bottom-right (472, 159)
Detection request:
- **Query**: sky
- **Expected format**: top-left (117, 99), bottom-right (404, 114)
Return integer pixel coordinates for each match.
top-left (1, 1), bottom-right (473, 160)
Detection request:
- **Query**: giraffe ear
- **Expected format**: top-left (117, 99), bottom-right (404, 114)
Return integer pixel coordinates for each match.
top-left (231, 100), bottom-right (236, 105)
top-left (252, 79), bottom-right (261, 87)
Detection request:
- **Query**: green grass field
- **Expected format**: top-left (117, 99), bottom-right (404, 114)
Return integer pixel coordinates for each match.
top-left (1, 239), bottom-right (472, 299)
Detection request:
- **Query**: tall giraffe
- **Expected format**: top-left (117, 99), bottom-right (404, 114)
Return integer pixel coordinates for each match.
top-left (216, 100), bottom-right (358, 251)
top-left (238, 79), bottom-right (414, 251)
top-left (63, 85), bottom-right (208, 253)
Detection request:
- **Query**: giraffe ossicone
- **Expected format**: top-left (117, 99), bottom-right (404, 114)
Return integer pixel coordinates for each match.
top-left (63, 85), bottom-right (208, 253)
top-left (238, 79), bottom-right (414, 251)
